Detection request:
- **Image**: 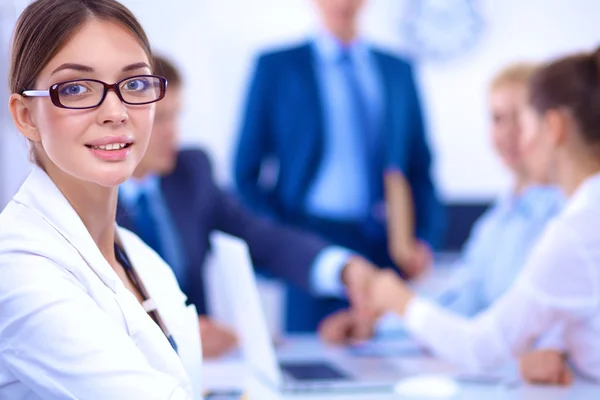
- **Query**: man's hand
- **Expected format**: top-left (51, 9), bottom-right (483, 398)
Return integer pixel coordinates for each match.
top-left (198, 316), bottom-right (238, 359)
top-left (519, 350), bottom-right (573, 386)
top-left (341, 256), bottom-right (380, 321)
top-left (318, 308), bottom-right (376, 344)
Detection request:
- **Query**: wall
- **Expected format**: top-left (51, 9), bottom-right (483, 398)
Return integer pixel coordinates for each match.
top-left (127, 0), bottom-right (600, 201)
top-left (0, 1), bottom-right (30, 209)
top-left (2, 0), bottom-right (600, 208)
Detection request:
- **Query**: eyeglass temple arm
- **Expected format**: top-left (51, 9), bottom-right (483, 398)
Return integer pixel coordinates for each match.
top-left (22, 90), bottom-right (50, 97)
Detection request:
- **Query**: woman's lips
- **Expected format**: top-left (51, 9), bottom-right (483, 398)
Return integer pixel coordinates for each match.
top-left (86, 142), bottom-right (133, 161)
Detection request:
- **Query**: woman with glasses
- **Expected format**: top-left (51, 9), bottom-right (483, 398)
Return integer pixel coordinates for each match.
top-left (0, 0), bottom-right (201, 399)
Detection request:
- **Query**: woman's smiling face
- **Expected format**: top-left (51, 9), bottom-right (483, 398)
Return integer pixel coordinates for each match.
top-left (19, 19), bottom-right (156, 187)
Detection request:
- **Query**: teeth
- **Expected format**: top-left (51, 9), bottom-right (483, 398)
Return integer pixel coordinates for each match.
top-left (92, 143), bottom-right (127, 151)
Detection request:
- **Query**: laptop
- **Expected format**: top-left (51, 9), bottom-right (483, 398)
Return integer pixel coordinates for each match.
top-left (209, 232), bottom-right (402, 393)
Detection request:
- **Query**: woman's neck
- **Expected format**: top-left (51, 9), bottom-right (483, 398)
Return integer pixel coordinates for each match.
top-left (42, 162), bottom-right (119, 261)
top-left (556, 153), bottom-right (600, 197)
top-left (513, 176), bottom-right (531, 196)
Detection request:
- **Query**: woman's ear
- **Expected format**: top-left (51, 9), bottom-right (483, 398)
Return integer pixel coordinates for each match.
top-left (9, 94), bottom-right (41, 142)
top-left (544, 109), bottom-right (569, 147)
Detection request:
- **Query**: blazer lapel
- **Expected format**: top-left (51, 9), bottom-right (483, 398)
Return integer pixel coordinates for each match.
top-left (372, 51), bottom-right (393, 167)
top-left (160, 173), bottom-right (188, 241)
top-left (297, 42), bottom-right (326, 201)
top-left (302, 42), bottom-right (324, 135)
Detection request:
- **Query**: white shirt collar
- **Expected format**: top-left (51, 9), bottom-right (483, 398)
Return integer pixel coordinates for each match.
top-left (495, 184), bottom-right (564, 220)
top-left (312, 27), bottom-right (370, 64)
top-left (562, 171), bottom-right (600, 217)
top-left (12, 165), bottom-right (119, 291)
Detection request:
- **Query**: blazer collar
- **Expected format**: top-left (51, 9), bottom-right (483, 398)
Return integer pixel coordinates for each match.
top-left (13, 166), bottom-right (119, 292)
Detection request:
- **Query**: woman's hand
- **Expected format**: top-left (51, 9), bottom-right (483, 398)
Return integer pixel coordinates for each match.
top-left (369, 269), bottom-right (415, 317)
top-left (396, 240), bottom-right (434, 280)
top-left (519, 350), bottom-right (573, 386)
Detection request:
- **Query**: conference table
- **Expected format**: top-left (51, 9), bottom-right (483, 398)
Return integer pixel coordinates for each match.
top-left (203, 335), bottom-right (600, 399)
top-left (202, 256), bottom-right (600, 399)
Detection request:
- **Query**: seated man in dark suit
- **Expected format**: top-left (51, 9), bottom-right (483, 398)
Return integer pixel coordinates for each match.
top-left (116, 55), bottom-right (379, 358)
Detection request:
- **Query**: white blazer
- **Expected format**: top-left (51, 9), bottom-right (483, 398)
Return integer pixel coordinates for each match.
top-left (0, 167), bottom-right (203, 400)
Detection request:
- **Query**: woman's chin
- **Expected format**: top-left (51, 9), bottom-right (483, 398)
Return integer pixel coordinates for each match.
top-left (97, 157), bottom-right (143, 184)
top-left (91, 167), bottom-right (136, 188)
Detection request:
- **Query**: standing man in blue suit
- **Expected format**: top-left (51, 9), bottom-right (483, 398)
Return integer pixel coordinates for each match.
top-left (117, 55), bottom-right (379, 358)
top-left (235, 0), bottom-right (445, 331)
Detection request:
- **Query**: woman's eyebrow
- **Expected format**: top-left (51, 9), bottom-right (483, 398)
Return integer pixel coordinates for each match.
top-left (49, 62), bottom-right (150, 76)
top-left (122, 62), bottom-right (151, 72)
top-left (51, 63), bottom-right (94, 75)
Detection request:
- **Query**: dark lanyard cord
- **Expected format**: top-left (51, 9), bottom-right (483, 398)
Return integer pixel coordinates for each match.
top-left (114, 243), bottom-right (178, 353)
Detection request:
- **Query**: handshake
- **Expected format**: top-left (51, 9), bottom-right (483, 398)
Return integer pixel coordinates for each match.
top-left (318, 255), bottom-right (420, 344)
top-left (198, 253), bottom-right (423, 359)
top-left (323, 256), bottom-right (574, 387)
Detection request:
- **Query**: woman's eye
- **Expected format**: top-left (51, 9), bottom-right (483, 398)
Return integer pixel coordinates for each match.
top-left (124, 79), bottom-right (148, 91)
top-left (59, 84), bottom-right (89, 96)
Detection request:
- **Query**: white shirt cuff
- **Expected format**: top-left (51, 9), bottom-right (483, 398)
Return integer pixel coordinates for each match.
top-left (310, 246), bottom-right (353, 298)
top-left (404, 296), bottom-right (438, 335)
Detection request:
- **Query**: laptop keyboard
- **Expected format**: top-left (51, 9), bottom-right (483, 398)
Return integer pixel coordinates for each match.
top-left (280, 362), bottom-right (351, 381)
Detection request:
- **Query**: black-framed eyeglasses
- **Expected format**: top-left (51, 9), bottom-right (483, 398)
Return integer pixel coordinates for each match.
top-left (22, 75), bottom-right (167, 110)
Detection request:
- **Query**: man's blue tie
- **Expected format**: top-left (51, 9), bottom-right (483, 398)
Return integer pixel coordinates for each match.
top-left (338, 50), bottom-right (381, 209)
top-left (134, 190), bottom-right (165, 259)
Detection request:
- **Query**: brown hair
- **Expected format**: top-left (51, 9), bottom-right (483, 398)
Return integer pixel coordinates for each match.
top-left (529, 48), bottom-right (600, 146)
top-left (9, 0), bottom-right (152, 94)
top-left (490, 62), bottom-right (538, 91)
top-left (152, 54), bottom-right (183, 87)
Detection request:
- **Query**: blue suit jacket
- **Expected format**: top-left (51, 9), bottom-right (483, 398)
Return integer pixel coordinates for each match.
top-left (117, 149), bottom-right (328, 314)
top-left (235, 42), bottom-right (445, 247)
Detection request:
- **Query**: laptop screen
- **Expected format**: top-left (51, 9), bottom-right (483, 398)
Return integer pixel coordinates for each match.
top-left (210, 232), bottom-right (285, 386)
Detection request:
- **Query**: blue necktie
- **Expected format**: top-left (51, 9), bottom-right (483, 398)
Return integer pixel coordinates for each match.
top-left (134, 191), bottom-right (165, 259)
top-left (339, 50), bottom-right (381, 208)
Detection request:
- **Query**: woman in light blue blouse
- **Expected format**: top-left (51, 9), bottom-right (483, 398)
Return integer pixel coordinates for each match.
top-left (442, 63), bottom-right (565, 316)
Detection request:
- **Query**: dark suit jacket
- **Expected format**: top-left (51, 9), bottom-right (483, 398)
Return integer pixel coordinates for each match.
top-left (117, 149), bottom-right (329, 314)
top-left (234, 41), bottom-right (445, 247)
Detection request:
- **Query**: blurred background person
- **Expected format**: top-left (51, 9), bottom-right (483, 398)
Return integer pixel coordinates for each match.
top-left (363, 47), bottom-right (600, 384)
top-left (117, 55), bottom-right (379, 358)
top-left (430, 63), bottom-right (564, 317)
top-left (320, 61), bottom-right (564, 342)
top-left (234, 0), bottom-right (444, 332)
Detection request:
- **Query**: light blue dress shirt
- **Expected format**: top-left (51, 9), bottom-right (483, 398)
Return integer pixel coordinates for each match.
top-left (305, 30), bottom-right (383, 220)
top-left (119, 177), bottom-right (187, 284)
top-left (377, 185), bottom-right (565, 335)
top-left (120, 177), bottom-right (352, 298)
